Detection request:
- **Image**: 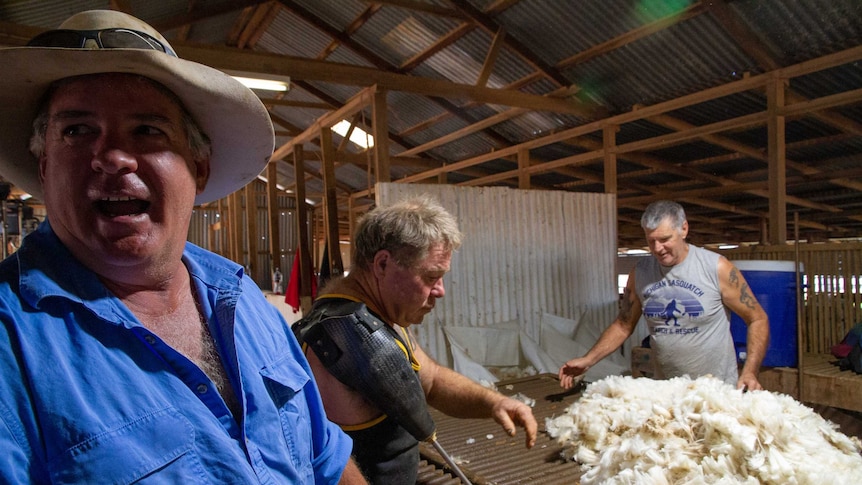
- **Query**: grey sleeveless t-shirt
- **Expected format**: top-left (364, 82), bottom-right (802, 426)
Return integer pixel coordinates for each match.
top-left (634, 245), bottom-right (738, 385)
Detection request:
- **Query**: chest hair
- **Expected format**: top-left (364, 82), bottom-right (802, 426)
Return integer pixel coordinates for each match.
top-left (136, 293), bottom-right (242, 421)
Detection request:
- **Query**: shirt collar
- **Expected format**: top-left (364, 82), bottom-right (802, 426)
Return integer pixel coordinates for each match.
top-left (16, 219), bottom-right (244, 317)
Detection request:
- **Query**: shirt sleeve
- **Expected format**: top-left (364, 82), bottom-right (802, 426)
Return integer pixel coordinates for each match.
top-left (0, 394), bottom-right (46, 483)
top-left (295, 337), bottom-right (354, 484)
top-left (310, 404), bottom-right (354, 484)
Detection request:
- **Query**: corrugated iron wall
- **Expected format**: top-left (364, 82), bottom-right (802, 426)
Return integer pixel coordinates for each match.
top-left (377, 183), bottom-right (618, 367)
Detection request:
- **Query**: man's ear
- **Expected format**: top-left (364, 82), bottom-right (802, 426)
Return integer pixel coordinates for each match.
top-left (372, 250), bottom-right (391, 278)
top-left (38, 155), bottom-right (47, 185)
top-left (194, 157), bottom-right (211, 194)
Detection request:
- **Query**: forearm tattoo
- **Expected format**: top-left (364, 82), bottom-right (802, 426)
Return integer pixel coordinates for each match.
top-left (739, 283), bottom-right (757, 310)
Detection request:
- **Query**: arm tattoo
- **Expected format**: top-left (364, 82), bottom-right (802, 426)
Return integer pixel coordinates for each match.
top-left (739, 283), bottom-right (757, 310)
top-left (619, 287), bottom-right (634, 321)
top-left (728, 267), bottom-right (740, 288)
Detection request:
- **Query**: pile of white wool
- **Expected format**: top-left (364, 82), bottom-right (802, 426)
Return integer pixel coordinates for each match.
top-left (546, 375), bottom-right (862, 484)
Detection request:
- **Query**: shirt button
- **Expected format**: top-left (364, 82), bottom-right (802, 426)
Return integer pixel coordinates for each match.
top-left (144, 335), bottom-right (156, 344)
top-left (196, 384), bottom-right (208, 394)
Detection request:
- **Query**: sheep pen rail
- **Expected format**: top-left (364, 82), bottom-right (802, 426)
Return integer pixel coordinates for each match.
top-left (759, 352), bottom-right (862, 413)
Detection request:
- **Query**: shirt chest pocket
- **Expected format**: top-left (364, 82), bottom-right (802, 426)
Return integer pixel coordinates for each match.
top-left (47, 408), bottom-right (207, 484)
top-left (260, 357), bottom-right (315, 473)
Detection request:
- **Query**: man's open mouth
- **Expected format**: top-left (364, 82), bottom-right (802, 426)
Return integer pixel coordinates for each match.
top-left (95, 196), bottom-right (150, 217)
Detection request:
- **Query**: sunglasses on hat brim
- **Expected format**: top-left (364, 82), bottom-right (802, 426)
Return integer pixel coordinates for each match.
top-left (27, 28), bottom-right (176, 57)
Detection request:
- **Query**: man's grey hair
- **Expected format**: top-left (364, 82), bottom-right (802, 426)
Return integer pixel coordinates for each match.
top-left (28, 75), bottom-right (212, 164)
top-left (352, 195), bottom-right (463, 272)
top-left (641, 200), bottom-right (687, 231)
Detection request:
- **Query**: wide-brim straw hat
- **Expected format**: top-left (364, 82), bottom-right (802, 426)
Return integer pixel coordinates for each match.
top-left (0, 9), bottom-right (274, 205)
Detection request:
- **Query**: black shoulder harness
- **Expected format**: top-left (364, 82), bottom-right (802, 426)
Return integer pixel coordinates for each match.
top-left (292, 298), bottom-right (436, 441)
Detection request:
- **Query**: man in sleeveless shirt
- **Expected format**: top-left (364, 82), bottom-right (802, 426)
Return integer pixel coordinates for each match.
top-left (294, 196), bottom-right (538, 484)
top-left (558, 200), bottom-right (769, 391)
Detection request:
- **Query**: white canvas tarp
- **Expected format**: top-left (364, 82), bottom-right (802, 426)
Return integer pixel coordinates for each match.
top-left (441, 311), bottom-right (630, 384)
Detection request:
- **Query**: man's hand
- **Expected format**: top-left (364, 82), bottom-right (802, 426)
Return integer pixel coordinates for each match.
top-left (558, 357), bottom-right (590, 389)
top-left (491, 398), bottom-right (537, 449)
top-left (737, 371), bottom-right (763, 392)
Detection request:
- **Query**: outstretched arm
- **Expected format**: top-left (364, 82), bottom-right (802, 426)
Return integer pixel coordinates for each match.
top-left (413, 337), bottom-right (538, 449)
top-left (558, 268), bottom-right (642, 389)
top-left (718, 257), bottom-right (769, 391)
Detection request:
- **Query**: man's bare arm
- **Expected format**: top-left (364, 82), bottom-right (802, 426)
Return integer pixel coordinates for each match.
top-left (719, 258), bottom-right (770, 390)
top-left (413, 337), bottom-right (538, 449)
top-left (558, 269), bottom-right (643, 388)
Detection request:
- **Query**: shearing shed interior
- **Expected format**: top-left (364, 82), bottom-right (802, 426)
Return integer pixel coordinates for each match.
top-left (2, 0), bottom-right (862, 482)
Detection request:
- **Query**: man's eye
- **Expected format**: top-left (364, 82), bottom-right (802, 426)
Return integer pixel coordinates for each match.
top-left (62, 124), bottom-right (95, 137)
top-left (135, 125), bottom-right (165, 136)
top-left (425, 274), bottom-right (443, 284)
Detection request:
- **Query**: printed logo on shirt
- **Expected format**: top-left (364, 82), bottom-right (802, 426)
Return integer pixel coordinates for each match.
top-left (642, 279), bottom-right (706, 329)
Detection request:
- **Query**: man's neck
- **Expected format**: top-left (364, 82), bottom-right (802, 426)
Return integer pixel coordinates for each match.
top-left (323, 273), bottom-right (390, 323)
top-left (101, 263), bottom-right (191, 317)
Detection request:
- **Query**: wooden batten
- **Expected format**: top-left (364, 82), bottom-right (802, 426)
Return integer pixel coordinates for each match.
top-left (759, 354), bottom-right (862, 413)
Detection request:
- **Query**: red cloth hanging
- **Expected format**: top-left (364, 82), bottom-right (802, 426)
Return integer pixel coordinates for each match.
top-left (285, 249), bottom-right (317, 313)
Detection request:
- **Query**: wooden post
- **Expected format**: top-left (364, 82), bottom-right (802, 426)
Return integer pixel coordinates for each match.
top-left (518, 147), bottom-right (530, 189)
top-left (293, 145), bottom-right (314, 313)
top-left (266, 161), bottom-right (282, 277)
top-left (794, 211), bottom-right (804, 401)
top-left (244, 184), bottom-right (257, 282)
top-left (216, 198), bottom-right (225, 256)
top-left (321, 127), bottom-right (344, 277)
top-left (372, 87), bottom-right (391, 183)
top-left (603, 125), bottom-right (618, 194)
top-left (767, 78), bottom-right (787, 244)
top-left (228, 191), bottom-right (243, 265)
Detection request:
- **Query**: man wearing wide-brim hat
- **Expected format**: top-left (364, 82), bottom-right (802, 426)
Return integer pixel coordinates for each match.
top-left (0, 9), bottom-right (365, 484)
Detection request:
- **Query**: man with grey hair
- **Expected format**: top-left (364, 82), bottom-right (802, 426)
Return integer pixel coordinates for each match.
top-left (293, 195), bottom-right (538, 485)
top-left (559, 200), bottom-right (769, 391)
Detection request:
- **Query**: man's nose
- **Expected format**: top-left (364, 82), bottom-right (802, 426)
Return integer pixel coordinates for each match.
top-left (91, 135), bottom-right (138, 174)
top-left (431, 278), bottom-right (445, 298)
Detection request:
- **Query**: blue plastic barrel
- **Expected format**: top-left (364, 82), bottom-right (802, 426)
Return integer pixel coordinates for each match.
top-left (729, 260), bottom-right (801, 368)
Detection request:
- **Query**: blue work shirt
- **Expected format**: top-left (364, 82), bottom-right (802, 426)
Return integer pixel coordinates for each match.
top-left (0, 220), bottom-right (352, 483)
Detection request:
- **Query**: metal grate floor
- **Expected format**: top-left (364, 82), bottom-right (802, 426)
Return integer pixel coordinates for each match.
top-left (418, 374), bottom-right (584, 485)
